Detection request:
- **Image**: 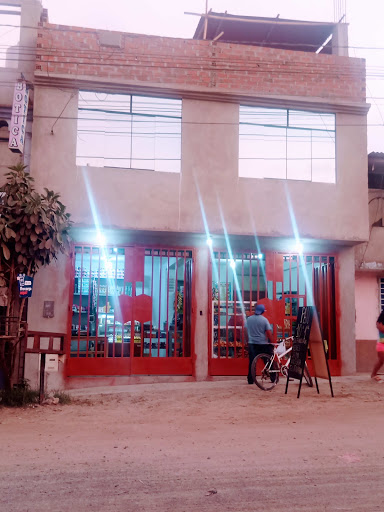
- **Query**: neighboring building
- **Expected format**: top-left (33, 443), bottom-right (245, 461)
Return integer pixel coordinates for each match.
top-left (0, 0), bottom-right (45, 386)
top-left (16, 12), bottom-right (369, 388)
top-left (355, 152), bottom-right (384, 372)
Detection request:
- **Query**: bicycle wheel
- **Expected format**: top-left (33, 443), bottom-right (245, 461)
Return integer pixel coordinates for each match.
top-left (303, 364), bottom-right (313, 387)
top-left (251, 353), bottom-right (279, 391)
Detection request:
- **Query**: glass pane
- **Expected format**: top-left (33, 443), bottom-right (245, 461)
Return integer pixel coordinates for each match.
top-left (167, 256), bottom-right (177, 356)
top-left (77, 109), bottom-right (107, 167)
top-left (291, 298), bottom-right (298, 317)
top-left (152, 255), bottom-right (161, 341)
top-left (70, 339), bottom-right (78, 357)
top-left (259, 260), bottom-right (266, 300)
top-left (250, 260), bottom-right (261, 303)
top-left (287, 128), bottom-right (311, 181)
top-left (312, 130), bottom-right (335, 183)
top-left (306, 260), bottom-right (314, 306)
top-left (312, 130), bottom-right (335, 159)
top-left (131, 114), bottom-right (155, 170)
top-left (104, 112), bottom-right (132, 168)
top-left (299, 258), bottom-right (306, 295)
top-left (144, 257), bottom-right (152, 295)
top-left (132, 96), bottom-right (181, 117)
top-left (287, 159), bottom-right (312, 181)
top-left (136, 282), bottom-right (143, 295)
top-left (79, 248), bottom-right (91, 338)
top-left (239, 124), bottom-right (286, 179)
top-left (77, 91), bottom-right (132, 168)
top-left (155, 118), bottom-right (181, 173)
top-left (289, 110), bottom-right (335, 131)
top-left (312, 159), bottom-right (336, 183)
top-left (240, 106), bottom-right (287, 126)
top-left (276, 281), bottom-right (283, 301)
top-left (291, 256), bottom-right (298, 294)
top-left (160, 258), bottom-right (169, 336)
top-left (132, 96), bottom-right (182, 173)
top-left (283, 257), bottom-right (290, 294)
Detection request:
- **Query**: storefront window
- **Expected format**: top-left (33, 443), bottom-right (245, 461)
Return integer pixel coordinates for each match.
top-left (212, 252), bottom-right (266, 359)
top-left (211, 252), bottom-right (337, 362)
top-left (70, 246), bottom-right (192, 359)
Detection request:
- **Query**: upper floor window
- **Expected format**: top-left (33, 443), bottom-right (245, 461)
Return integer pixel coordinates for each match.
top-left (77, 92), bottom-right (182, 172)
top-left (239, 106), bottom-right (336, 183)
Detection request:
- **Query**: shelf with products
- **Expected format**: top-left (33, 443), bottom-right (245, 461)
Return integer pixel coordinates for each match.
top-left (75, 269), bottom-right (125, 279)
top-left (212, 300), bottom-right (250, 358)
top-left (212, 300), bottom-right (251, 327)
top-left (73, 285), bottom-right (125, 297)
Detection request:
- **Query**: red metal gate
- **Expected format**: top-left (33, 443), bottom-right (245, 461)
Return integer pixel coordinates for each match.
top-left (67, 245), bottom-right (194, 376)
top-left (208, 251), bottom-right (339, 376)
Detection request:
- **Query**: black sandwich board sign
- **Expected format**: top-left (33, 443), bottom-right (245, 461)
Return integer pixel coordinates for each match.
top-left (285, 306), bottom-right (334, 398)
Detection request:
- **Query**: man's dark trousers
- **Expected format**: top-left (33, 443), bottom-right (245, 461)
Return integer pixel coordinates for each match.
top-left (247, 343), bottom-right (274, 384)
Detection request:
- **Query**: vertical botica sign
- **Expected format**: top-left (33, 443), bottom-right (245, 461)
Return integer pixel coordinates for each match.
top-left (8, 80), bottom-right (29, 154)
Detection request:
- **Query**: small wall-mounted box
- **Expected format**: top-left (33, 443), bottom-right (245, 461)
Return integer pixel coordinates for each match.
top-left (46, 354), bottom-right (58, 372)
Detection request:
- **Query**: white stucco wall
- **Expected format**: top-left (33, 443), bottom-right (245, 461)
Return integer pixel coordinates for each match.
top-left (30, 88), bottom-right (369, 244)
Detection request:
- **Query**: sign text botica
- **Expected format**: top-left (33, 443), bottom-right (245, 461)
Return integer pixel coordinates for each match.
top-left (8, 80), bottom-right (29, 154)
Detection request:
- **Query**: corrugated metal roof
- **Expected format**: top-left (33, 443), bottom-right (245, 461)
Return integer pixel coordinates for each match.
top-left (193, 12), bottom-right (336, 53)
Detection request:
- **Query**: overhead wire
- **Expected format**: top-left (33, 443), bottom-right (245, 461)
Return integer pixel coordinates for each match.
top-left (0, 20), bottom-right (382, 128)
top-left (2, 22), bottom-right (384, 52)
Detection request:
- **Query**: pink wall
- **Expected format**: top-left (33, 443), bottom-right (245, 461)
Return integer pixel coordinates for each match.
top-left (355, 273), bottom-right (379, 340)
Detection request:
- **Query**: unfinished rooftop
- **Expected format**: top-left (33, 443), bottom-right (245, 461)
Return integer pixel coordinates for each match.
top-left (192, 11), bottom-right (348, 56)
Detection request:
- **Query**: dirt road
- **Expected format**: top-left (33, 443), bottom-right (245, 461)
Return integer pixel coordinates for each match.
top-left (1, 376), bottom-right (383, 512)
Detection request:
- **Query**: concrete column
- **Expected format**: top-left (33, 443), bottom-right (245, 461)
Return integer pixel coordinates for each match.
top-left (193, 246), bottom-right (209, 381)
top-left (27, 253), bottom-right (71, 333)
top-left (332, 23), bottom-right (349, 57)
top-left (338, 246), bottom-right (356, 374)
top-left (19, 0), bottom-right (43, 73)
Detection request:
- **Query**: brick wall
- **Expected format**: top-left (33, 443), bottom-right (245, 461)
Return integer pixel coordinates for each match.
top-left (35, 23), bottom-right (366, 102)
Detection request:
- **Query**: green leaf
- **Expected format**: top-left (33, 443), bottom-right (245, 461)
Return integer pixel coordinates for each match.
top-left (1, 243), bottom-right (10, 260)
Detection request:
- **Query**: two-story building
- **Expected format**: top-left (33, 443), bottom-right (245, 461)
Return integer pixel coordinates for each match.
top-left (14, 11), bottom-right (369, 388)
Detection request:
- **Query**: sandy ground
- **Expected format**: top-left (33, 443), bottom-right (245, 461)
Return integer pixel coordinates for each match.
top-left (1, 374), bottom-right (384, 512)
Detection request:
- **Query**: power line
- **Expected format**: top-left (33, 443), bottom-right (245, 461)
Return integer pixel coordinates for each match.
top-left (2, 39), bottom-right (384, 53)
top-left (29, 114), bottom-right (384, 127)
top-left (3, 22), bottom-right (384, 52)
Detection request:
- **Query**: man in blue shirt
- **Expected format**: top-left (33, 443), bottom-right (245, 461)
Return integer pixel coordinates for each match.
top-left (246, 304), bottom-right (273, 385)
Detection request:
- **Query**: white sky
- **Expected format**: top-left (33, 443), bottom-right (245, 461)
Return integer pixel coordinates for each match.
top-left (8, 0), bottom-right (384, 151)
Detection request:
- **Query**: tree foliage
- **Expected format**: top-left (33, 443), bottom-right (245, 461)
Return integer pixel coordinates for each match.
top-left (0, 163), bottom-right (72, 390)
top-left (0, 164), bottom-right (71, 278)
